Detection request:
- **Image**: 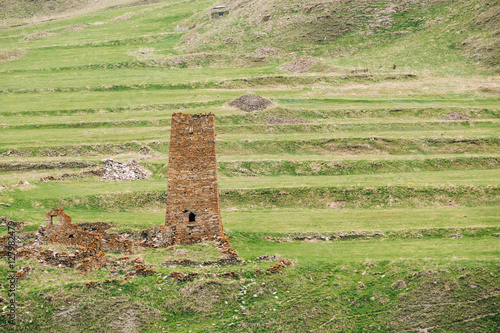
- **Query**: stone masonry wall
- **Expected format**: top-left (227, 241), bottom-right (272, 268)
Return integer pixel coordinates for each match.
top-left (164, 112), bottom-right (224, 244)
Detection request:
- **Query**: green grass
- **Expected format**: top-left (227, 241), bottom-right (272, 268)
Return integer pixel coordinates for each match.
top-left (222, 206), bottom-right (500, 234)
top-left (232, 236), bottom-right (500, 264)
top-left (0, 0), bottom-right (499, 331)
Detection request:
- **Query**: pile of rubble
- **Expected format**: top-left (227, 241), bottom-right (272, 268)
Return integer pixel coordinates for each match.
top-left (1, 209), bottom-right (135, 273)
top-left (89, 159), bottom-right (152, 181)
top-left (126, 257), bottom-right (156, 278)
top-left (228, 94), bottom-right (273, 112)
top-left (280, 56), bottom-right (317, 73)
top-left (39, 159), bottom-right (151, 182)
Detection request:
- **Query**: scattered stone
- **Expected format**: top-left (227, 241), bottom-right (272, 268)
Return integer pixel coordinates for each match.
top-left (86, 281), bottom-right (100, 288)
top-left (14, 266), bottom-right (31, 280)
top-left (228, 94), bottom-right (273, 112)
top-left (39, 175), bottom-right (56, 182)
top-left (162, 257), bottom-right (240, 266)
top-left (207, 271), bottom-right (239, 278)
top-left (169, 271), bottom-right (199, 282)
top-left (268, 258), bottom-right (292, 273)
top-left (391, 280), bottom-right (407, 290)
top-left (280, 56), bottom-right (317, 73)
top-left (126, 257), bottom-right (156, 278)
top-left (450, 234), bottom-right (463, 239)
top-left (255, 255), bottom-right (281, 261)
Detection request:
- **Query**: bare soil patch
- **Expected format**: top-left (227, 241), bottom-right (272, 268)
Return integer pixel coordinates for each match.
top-left (280, 56), bottom-right (317, 73)
top-left (441, 111), bottom-right (471, 121)
top-left (24, 32), bottom-right (56, 40)
top-left (0, 50), bottom-right (25, 64)
top-left (251, 48), bottom-right (280, 56)
top-left (65, 24), bottom-right (84, 31)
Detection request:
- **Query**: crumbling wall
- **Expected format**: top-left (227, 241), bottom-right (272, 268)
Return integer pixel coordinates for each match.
top-left (36, 208), bottom-right (135, 272)
top-left (101, 233), bottom-right (133, 254)
top-left (37, 209), bottom-right (133, 254)
top-left (45, 208), bottom-right (72, 226)
top-left (36, 209), bottom-right (106, 272)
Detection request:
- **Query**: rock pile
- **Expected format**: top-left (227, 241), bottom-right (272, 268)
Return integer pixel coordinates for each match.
top-left (280, 56), bottom-right (317, 73)
top-left (97, 159), bottom-right (152, 181)
top-left (228, 94), bottom-right (273, 112)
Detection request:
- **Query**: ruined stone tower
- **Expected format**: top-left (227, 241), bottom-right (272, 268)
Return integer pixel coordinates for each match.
top-left (164, 112), bottom-right (224, 244)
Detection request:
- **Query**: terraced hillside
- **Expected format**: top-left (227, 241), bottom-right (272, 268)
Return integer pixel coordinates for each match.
top-left (0, 0), bottom-right (499, 332)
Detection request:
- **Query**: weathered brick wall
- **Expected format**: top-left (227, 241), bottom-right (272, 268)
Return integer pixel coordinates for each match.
top-left (164, 112), bottom-right (224, 244)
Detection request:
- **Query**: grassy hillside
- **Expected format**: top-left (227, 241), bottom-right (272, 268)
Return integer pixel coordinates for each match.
top-left (0, 0), bottom-right (499, 332)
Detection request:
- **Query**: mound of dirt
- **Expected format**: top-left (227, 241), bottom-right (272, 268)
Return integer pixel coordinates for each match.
top-left (441, 111), bottom-right (471, 121)
top-left (280, 56), bottom-right (317, 73)
top-left (228, 94), bottom-right (273, 112)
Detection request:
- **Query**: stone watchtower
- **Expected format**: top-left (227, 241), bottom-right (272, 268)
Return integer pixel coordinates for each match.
top-left (164, 112), bottom-right (224, 243)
